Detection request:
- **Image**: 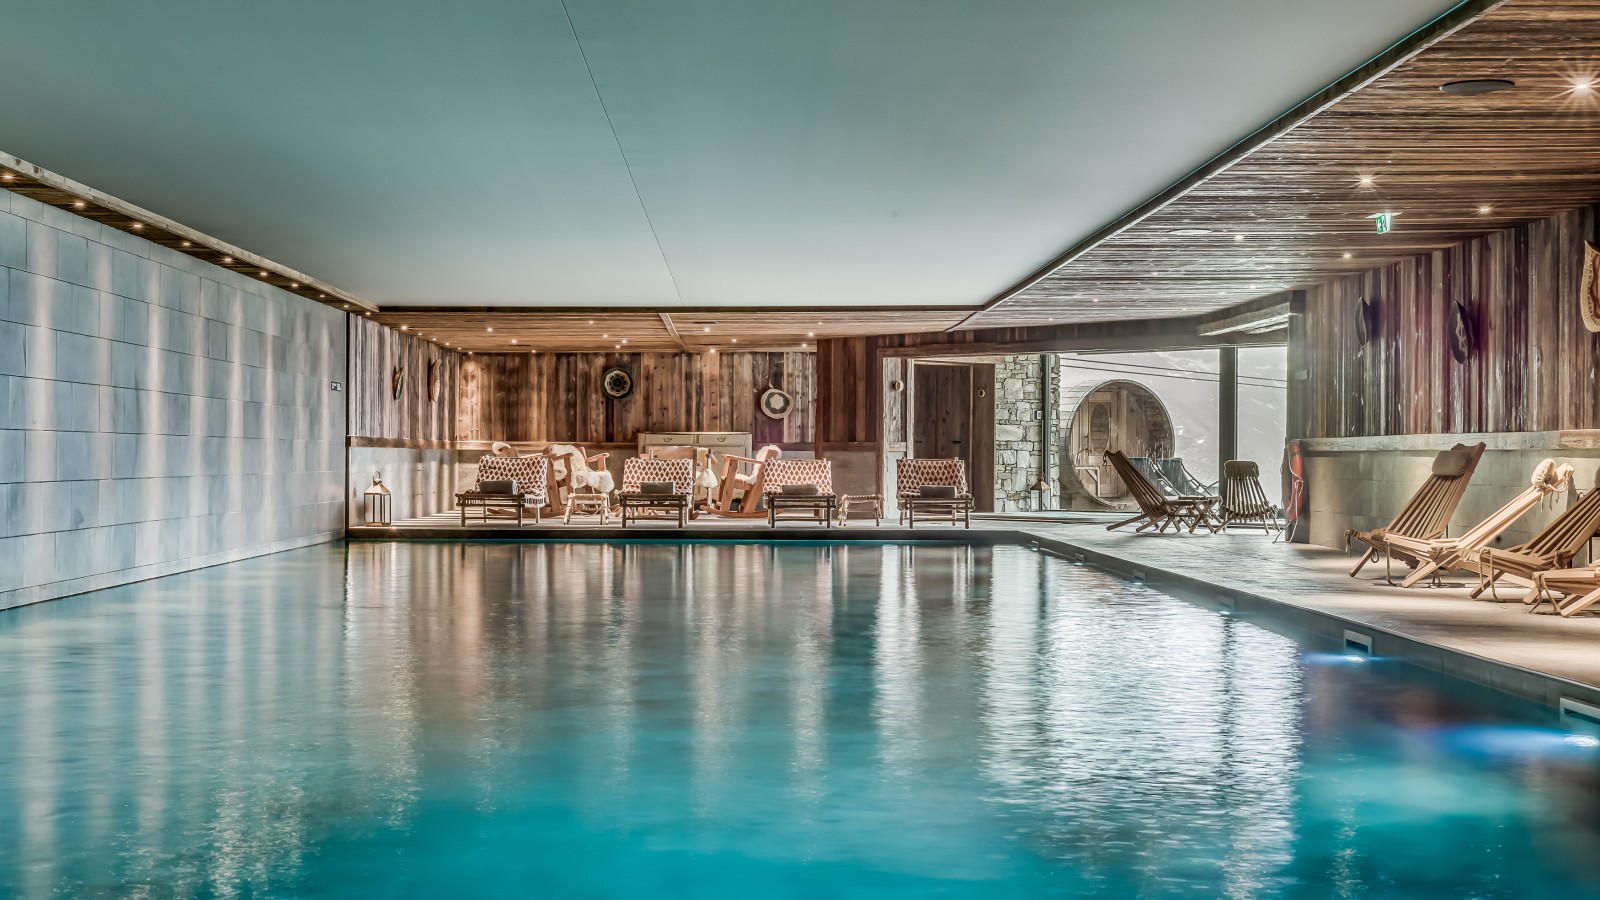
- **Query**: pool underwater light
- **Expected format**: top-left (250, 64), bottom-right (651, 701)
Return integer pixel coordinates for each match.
top-left (1343, 629), bottom-right (1373, 654)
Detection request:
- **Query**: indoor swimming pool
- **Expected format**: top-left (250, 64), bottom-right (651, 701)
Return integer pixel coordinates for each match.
top-left (2, 541), bottom-right (1599, 898)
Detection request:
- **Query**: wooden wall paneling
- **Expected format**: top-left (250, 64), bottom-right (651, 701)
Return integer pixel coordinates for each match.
top-left (349, 315), bottom-right (460, 442)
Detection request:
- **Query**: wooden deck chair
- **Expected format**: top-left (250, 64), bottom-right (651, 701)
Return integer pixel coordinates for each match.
top-left (1219, 460), bottom-right (1281, 537)
top-left (701, 445), bottom-right (781, 518)
top-left (763, 458), bottom-right (837, 527)
top-left (645, 445), bottom-right (720, 506)
top-left (1472, 486), bottom-right (1600, 602)
top-left (1383, 459), bottom-right (1573, 589)
top-left (1531, 566), bottom-right (1600, 616)
top-left (1346, 442), bottom-right (1486, 578)
top-left (467, 454), bottom-right (549, 523)
top-left (548, 444), bottom-right (614, 519)
top-left (1104, 450), bottom-right (1218, 534)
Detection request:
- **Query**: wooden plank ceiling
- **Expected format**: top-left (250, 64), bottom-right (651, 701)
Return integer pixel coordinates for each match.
top-left (965, 0), bottom-right (1600, 328)
top-left (365, 308), bottom-right (973, 353)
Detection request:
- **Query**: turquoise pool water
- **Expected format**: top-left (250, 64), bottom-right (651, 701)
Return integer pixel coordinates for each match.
top-left (2, 542), bottom-right (1599, 898)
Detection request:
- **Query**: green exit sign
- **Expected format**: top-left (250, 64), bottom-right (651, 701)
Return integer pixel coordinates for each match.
top-left (1373, 212), bottom-right (1397, 234)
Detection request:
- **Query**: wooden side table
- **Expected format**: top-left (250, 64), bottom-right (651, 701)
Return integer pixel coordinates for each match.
top-left (766, 492), bottom-right (837, 527)
top-left (456, 492), bottom-right (537, 526)
top-left (836, 494), bottom-right (883, 526)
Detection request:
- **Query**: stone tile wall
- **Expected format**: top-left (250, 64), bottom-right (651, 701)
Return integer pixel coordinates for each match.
top-left (0, 190), bottom-right (346, 609)
top-left (993, 356), bottom-right (1059, 512)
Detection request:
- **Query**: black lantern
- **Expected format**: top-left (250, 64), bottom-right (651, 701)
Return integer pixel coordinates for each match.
top-left (363, 473), bottom-right (392, 526)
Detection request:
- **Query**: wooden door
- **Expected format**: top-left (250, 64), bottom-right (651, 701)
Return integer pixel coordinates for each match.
top-left (913, 362), bottom-right (972, 462)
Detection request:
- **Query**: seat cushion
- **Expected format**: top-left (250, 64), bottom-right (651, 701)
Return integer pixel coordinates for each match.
top-left (640, 481), bottom-right (674, 495)
top-left (1432, 450), bottom-right (1472, 476)
top-left (919, 485), bottom-right (957, 499)
top-left (782, 484), bottom-right (820, 495)
top-left (478, 479), bottom-right (516, 494)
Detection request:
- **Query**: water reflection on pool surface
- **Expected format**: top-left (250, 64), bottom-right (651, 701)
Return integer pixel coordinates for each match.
top-left (2, 541), bottom-right (1598, 898)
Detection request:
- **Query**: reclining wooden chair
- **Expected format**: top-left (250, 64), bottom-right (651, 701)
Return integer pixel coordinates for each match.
top-left (1347, 442), bottom-right (1486, 578)
top-left (895, 458), bottom-right (974, 528)
top-left (459, 454), bottom-right (548, 526)
top-left (1219, 460), bottom-right (1281, 537)
top-left (618, 457), bottom-right (696, 527)
top-left (762, 458), bottom-right (837, 527)
top-left (546, 444), bottom-right (613, 519)
top-left (1473, 486), bottom-right (1600, 602)
top-left (1104, 450), bottom-right (1218, 534)
top-left (701, 445), bottom-right (781, 518)
top-left (644, 445), bottom-right (720, 507)
top-left (1383, 459), bottom-right (1573, 588)
top-left (1531, 566), bottom-right (1600, 616)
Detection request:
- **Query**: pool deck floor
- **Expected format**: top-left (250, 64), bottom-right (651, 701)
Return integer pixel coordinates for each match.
top-left (350, 511), bottom-right (1600, 708)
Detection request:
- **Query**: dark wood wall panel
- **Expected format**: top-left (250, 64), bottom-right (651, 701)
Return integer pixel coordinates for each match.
top-left (457, 351), bottom-right (815, 444)
top-left (1304, 204), bottom-right (1600, 439)
top-left (349, 315), bottom-right (460, 440)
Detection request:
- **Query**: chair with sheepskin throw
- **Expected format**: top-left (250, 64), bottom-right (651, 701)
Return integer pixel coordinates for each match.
top-left (547, 444), bottom-right (614, 521)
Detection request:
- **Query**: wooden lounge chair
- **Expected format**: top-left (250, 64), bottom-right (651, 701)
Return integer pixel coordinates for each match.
top-left (1104, 450), bottom-right (1218, 534)
top-left (1346, 442), bottom-right (1486, 578)
top-left (1472, 486), bottom-right (1600, 602)
top-left (701, 446), bottom-right (781, 518)
top-left (546, 444), bottom-right (613, 518)
top-left (644, 445), bottom-right (720, 507)
top-left (1219, 460), bottom-right (1281, 537)
top-left (895, 458), bottom-right (974, 528)
top-left (1383, 459), bottom-right (1573, 588)
top-left (762, 458), bottom-right (837, 527)
top-left (618, 457), bottom-right (696, 527)
top-left (1531, 566), bottom-right (1600, 616)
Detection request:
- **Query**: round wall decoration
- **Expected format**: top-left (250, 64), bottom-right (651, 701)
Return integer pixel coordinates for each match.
top-left (1447, 301), bottom-right (1473, 363)
top-left (1354, 297), bottom-right (1379, 346)
top-left (760, 388), bottom-right (794, 419)
top-left (601, 367), bottom-right (633, 399)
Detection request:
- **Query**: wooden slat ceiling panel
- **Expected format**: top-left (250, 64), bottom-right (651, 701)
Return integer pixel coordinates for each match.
top-left (967, 0), bottom-right (1600, 328)
top-left (366, 308), bottom-right (974, 352)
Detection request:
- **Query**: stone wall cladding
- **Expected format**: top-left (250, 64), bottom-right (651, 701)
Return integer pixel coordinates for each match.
top-left (0, 190), bottom-right (346, 609)
top-left (993, 356), bottom-right (1053, 512)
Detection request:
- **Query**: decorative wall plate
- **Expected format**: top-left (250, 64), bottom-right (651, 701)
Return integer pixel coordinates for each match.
top-left (1355, 296), bottom-right (1379, 346)
top-left (392, 365), bottom-right (405, 401)
top-left (1447, 301), bottom-right (1473, 363)
top-left (428, 359), bottom-right (440, 402)
top-left (601, 367), bottom-right (633, 399)
top-left (760, 388), bottom-right (794, 419)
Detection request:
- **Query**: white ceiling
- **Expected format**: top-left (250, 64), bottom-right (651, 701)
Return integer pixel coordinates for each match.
top-left (0, 0), bottom-right (1461, 308)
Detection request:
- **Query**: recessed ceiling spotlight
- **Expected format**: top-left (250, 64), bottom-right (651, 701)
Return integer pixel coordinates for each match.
top-left (1343, 253), bottom-right (1352, 258)
top-left (703, 327), bottom-right (710, 332)
top-left (1358, 175), bottom-right (1375, 185)
top-left (487, 327), bottom-right (493, 332)
top-left (621, 339), bottom-right (627, 343)
top-left (511, 339), bottom-right (517, 343)
top-left (732, 338), bottom-right (737, 343)
top-left (1250, 284), bottom-right (1258, 289)
top-left (710, 348), bottom-right (717, 354)
top-left (1441, 79), bottom-right (1514, 94)
top-left (615, 344), bottom-right (620, 349)
top-left (259, 271), bottom-right (268, 276)
top-left (182, 241), bottom-right (191, 247)
top-left (131, 222), bottom-right (143, 229)
top-left (1233, 234), bottom-right (1244, 241)
top-left (1169, 229), bottom-right (1211, 236)
top-left (1151, 271), bottom-right (1159, 276)
top-left (1092, 298), bottom-right (1099, 303)
top-left (73, 200), bottom-right (84, 208)
top-left (1479, 205), bottom-right (1493, 213)
top-left (808, 332), bottom-right (814, 336)
top-left (589, 320), bottom-right (594, 324)
top-left (290, 282), bottom-right (299, 288)
top-left (401, 326), bottom-right (408, 330)
top-left (603, 334), bottom-right (608, 338)
top-left (222, 256), bottom-right (233, 263)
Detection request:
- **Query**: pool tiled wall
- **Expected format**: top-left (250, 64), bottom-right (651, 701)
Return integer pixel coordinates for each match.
top-left (0, 190), bottom-right (346, 609)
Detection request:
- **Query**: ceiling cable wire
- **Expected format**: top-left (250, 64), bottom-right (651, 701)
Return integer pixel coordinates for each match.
top-left (558, 0), bottom-right (686, 306)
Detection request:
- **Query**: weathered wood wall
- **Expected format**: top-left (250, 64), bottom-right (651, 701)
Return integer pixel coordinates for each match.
top-left (1303, 204), bottom-right (1600, 438)
top-left (349, 315), bottom-right (460, 440)
top-left (456, 351), bottom-right (815, 445)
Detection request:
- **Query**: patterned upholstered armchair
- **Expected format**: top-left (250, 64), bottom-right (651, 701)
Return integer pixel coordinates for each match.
top-left (618, 457), bottom-right (696, 527)
top-left (458, 454), bottom-right (549, 526)
top-left (761, 458), bottom-right (837, 527)
top-left (894, 458), bottom-right (973, 528)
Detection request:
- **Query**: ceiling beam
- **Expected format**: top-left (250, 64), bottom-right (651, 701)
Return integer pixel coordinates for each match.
top-left (953, 0), bottom-right (1509, 330)
top-left (659, 312), bottom-right (690, 352)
